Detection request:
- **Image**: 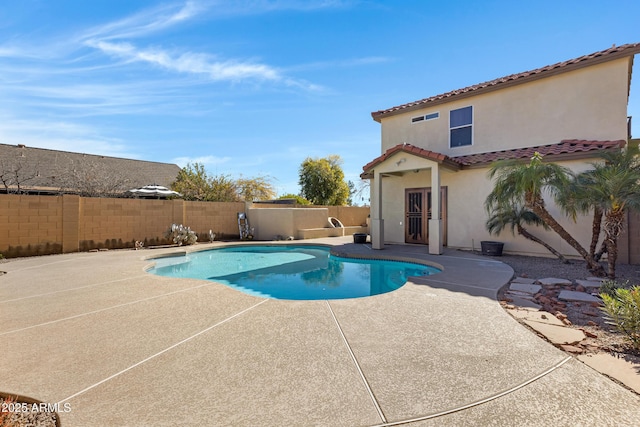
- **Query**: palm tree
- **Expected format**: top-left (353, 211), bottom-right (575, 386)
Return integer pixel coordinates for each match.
top-left (485, 202), bottom-right (570, 263)
top-left (574, 145), bottom-right (640, 278)
top-left (487, 152), bottom-right (605, 275)
top-left (562, 173), bottom-right (605, 261)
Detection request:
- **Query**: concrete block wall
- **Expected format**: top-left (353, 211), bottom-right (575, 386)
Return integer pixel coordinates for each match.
top-left (0, 195), bottom-right (248, 256)
top-left (0, 194), bottom-right (372, 257)
top-left (184, 201), bottom-right (245, 240)
top-left (0, 194), bottom-right (63, 257)
top-left (619, 210), bottom-right (640, 265)
top-left (78, 197), bottom-right (179, 250)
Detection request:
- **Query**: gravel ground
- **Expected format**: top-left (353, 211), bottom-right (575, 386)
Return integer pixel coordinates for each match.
top-left (0, 396), bottom-right (58, 427)
top-left (491, 252), bottom-right (640, 358)
top-left (491, 253), bottom-right (640, 283)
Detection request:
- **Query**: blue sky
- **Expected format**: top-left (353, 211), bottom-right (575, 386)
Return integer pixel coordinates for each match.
top-left (1, 0), bottom-right (639, 202)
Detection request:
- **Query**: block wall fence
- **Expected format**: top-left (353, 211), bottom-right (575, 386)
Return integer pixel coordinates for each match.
top-left (620, 209), bottom-right (640, 265)
top-left (0, 194), bottom-right (370, 258)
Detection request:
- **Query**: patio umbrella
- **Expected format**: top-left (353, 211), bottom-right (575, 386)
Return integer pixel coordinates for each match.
top-left (127, 184), bottom-right (182, 199)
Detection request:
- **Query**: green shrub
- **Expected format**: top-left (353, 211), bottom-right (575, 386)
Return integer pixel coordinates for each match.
top-left (600, 279), bottom-right (634, 297)
top-left (601, 286), bottom-right (640, 350)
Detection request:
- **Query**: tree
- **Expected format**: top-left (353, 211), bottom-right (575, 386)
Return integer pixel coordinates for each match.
top-left (209, 174), bottom-right (239, 202)
top-left (0, 158), bottom-right (38, 194)
top-left (562, 172), bottom-right (605, 261)
top-left (347, 181), bottom-right (355, 206)
top-left (56, 159), bottom-right (131, 197)
top-left (171, 163), bottom-right (277, 202)
top-left (485, 200), bottom-right (569, 263)
top-left (572, 146), bottom-right (640, 278)
top-left (486, 152), bottom-right (605, 275)
top-left (350, 179), bottom-right (370, 206)
top-left (171, 163), bottom-right (238, 202)
top-left (298, 155), bottom-right (350, 205)
top-left (236, 175), bottom-right (276, 201)
top-left (171, 163), bottom-right (214, 201)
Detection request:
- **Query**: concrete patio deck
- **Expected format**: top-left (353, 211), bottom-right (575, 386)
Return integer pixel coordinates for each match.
top-left (1, 236), bottom-right (639, 426)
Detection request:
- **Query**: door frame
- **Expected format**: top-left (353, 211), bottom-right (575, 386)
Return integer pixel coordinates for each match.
top-left (404, 186), bottom-right (447, 245)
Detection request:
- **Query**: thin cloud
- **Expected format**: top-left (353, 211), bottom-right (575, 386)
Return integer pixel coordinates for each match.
top-left (3, 78), bottom-right (206, 118)
top-left (86, 40), bottom-right (283, 83)
top-left (0, 117), bottom-right (137, 159)
top-left (80, 1), bottom-right (204, 42)
top-left (78, 2), bottom-right (322, 89)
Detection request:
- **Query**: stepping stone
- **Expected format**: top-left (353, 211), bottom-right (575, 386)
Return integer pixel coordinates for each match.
top-left (508, 309), bottom-right (565, 326)
top-left (578, 353), bottom-right (640, 394)
top-left (510, 283), bottom-right (542, 294)
top-left (576, 279), bottom-right (602, 289)
top-left (508, 297), bottom-right (542, 310)
top-left (511, 277), bottom-right (536, 284)
top-left (522, 320), bottom-right (586, 345)
top-left (506, 290), bottom-right (536, 297)
top-left (586, 277), bottom-right (605, 282)
top-left (558, 290), bottom-right (601, 303)
top-left (537, 277), bottom-right (573, 286)
top-left (560, 344), bottom-right (584, 354)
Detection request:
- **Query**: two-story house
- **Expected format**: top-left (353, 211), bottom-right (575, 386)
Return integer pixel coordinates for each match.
top-left (362, 43), bottom-right (640, 258)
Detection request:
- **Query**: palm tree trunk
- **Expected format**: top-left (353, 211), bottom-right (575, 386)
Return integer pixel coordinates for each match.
top-left (605, 237), bottom-right (618, 279)
top-left (603, 210), bottom-right (625, 279)
top-left (517, 224), bottom-right (570, 263)
top-left (594, 243), bottom-right (607, 261)
top-left (527, 195), bottom-right (605, 275)
top-left (589, 207), bottom-right (602, 258)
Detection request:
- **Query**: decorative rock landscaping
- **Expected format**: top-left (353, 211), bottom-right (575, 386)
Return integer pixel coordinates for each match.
top-left (500, 275), bottom-right (640, 395)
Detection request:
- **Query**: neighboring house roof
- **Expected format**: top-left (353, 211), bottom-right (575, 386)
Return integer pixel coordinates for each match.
top-left (0, 143), bottom-right (181, 194)
top-left (361, 140), bottom-right (625, 177)
top-left (371, 43), bottom-right (640, 122)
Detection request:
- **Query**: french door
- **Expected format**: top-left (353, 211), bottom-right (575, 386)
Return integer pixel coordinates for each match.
top-left (405, 187), bottom-right (447, 245)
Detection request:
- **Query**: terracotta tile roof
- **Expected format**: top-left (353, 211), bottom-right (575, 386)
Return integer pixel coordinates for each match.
top-left (453, 139), bottom-right (626, 166)
top-left (372, 43), bottom-right (640, 122)
top-left (362, 143), bottom-right (463, 173)
top-left (362, 140), bottom-right (625, 174)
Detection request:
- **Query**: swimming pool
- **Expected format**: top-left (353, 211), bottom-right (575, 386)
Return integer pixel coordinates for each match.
top-left (148, 245), bottom-right (440, 300)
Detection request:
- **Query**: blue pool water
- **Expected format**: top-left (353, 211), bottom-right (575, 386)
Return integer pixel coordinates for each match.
top-left (148, 245), bottom-right (440, 300)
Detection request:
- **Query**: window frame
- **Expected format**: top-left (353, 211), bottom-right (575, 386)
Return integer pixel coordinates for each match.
top-left (449, 105), bottom-right (473, 148)
top-left (411, 111), bottom-right (440, 124)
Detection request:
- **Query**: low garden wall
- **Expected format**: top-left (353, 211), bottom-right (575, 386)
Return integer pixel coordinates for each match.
top-left (247, 207), bottom-right (369, 240)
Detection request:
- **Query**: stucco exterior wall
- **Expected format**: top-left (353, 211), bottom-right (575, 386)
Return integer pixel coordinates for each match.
top-left (378, 159), bottom-right (603, 258)
top-left (250, 204), bottom-right (369, 226)
top-left (248, 208), bottom-right (330, 240)
top-left (380, 59), bottom-right (630, 155)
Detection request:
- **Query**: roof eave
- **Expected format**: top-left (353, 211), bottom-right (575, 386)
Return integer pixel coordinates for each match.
top-left (372, 45), bottom-right (640, 122)
top-left (458, 146), bottom-right (624, 169)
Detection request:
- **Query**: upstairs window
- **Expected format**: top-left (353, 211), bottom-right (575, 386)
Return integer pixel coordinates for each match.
top-left (449, 106), bottom-right (473, 147)
top-left (411, 112), bottom-right (439, 124)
